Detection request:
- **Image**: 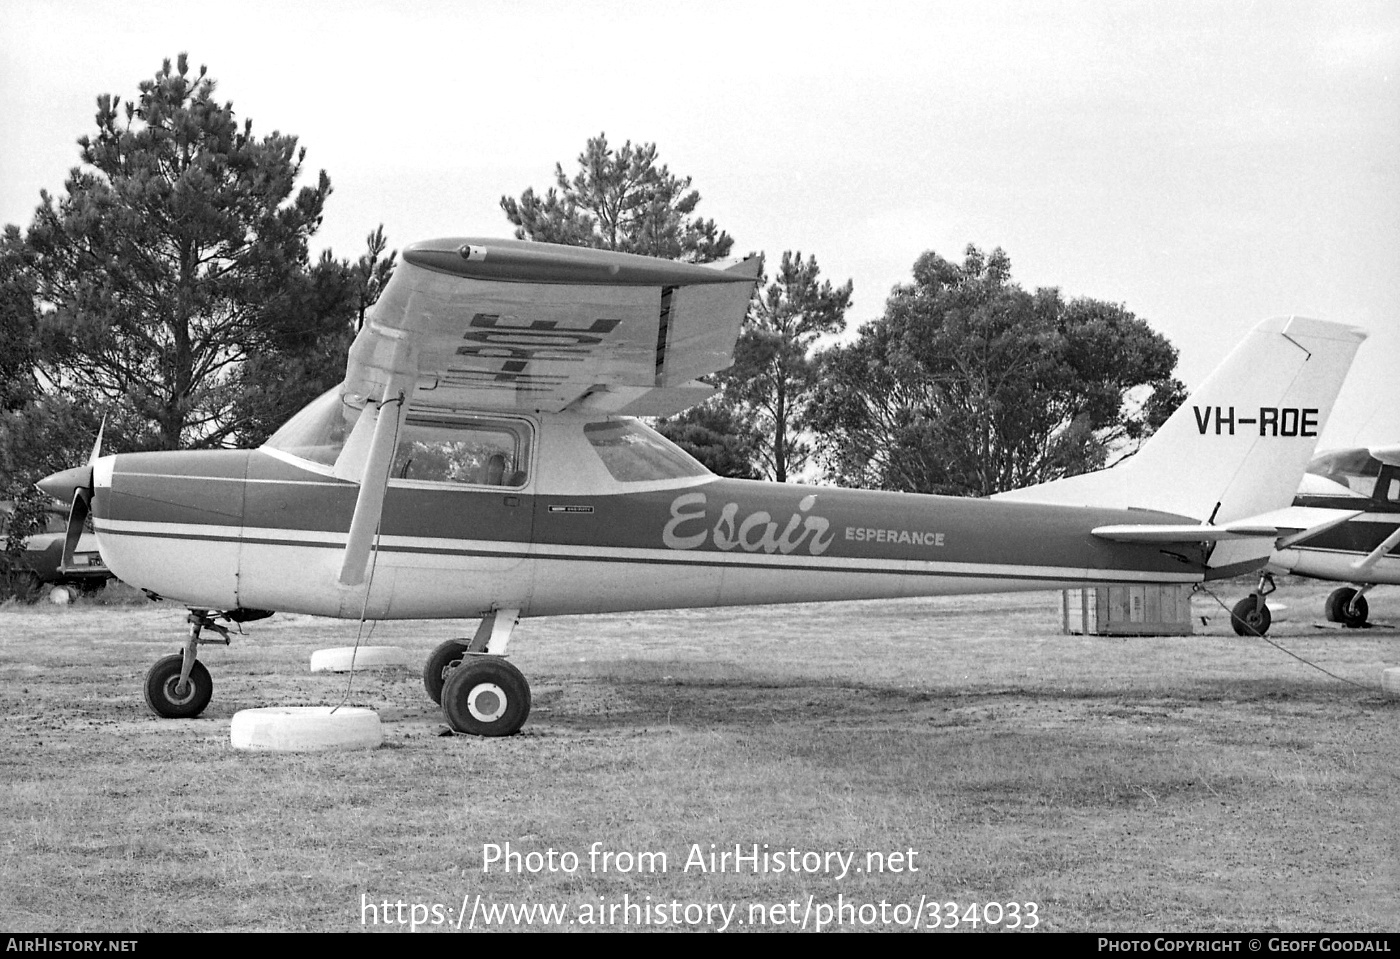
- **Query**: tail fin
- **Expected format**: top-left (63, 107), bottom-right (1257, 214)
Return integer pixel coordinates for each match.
top-left (995, 316), bottom-right (1367, 523)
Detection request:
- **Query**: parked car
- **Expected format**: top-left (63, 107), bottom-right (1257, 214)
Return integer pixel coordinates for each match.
top-left (2, 501), bottom-right (114, 602)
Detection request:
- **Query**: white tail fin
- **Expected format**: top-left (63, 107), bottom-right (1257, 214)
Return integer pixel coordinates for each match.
top-left (995, 316), bottom-right (1367, 523)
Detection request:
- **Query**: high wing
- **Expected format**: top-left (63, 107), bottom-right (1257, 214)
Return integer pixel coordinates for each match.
top-left (331, 237), bottom-right (760, 587)
top-left (343, 237), bottom-right (762, 418)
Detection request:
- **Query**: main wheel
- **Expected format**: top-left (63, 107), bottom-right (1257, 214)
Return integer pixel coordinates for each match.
top-left (144, 654), bottom-right (213, 718)
top-left (423, 639), bottom-right (472, 705)
top-left (1325, 587), bottom-right (1368, 628)
top-left (440, 656), bottom-right (530, 737)
top-left (1230, 596), bottom-right (1271, 636)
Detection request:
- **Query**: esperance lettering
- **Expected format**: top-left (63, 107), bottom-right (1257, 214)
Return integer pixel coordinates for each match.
top-left (845, 527), bottom-right (945, 547)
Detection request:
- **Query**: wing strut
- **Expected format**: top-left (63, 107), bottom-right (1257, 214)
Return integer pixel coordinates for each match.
top-left (1352, 526), bottom-right (1400, 576)
top-left (336, 385), bottom-right (411, 588)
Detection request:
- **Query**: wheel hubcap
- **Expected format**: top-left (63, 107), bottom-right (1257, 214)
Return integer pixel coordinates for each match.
top-left (164, 677), bottom-right (196, 705)
top-left (467, 683), bottom-right (507, 722)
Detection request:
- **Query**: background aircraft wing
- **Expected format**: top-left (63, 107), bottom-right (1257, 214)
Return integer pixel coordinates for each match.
top-left (1371, 444), bottom-right (1400, 468)
top-left (343, 237), bottom-right (761, 417)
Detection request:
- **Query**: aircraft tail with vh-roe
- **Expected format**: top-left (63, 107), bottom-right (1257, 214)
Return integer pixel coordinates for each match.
top-left (996, 316), bottom-right (1368, 576)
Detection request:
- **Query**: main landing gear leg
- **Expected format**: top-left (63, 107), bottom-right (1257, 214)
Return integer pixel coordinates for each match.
top-left (143, 610), bottom-right (231, 718)
top-left (434, 608), bottom-right (530, 737)
top-left (1230, 572), bottom-right (1276, 637)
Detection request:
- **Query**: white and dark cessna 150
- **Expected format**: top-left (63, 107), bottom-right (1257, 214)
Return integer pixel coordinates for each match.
top-left (1232, 443), bottom-right (1400, 634)
top-left (37, 238), bottom-right (1368, 736)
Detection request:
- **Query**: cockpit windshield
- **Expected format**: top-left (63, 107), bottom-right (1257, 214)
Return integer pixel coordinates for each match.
top-left (263, 388), bottom-right (353, 467)
top-left (1302, 448), bottom-right (1381, 499)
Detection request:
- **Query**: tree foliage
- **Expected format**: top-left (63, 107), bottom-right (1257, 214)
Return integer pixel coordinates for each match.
top-left (1, 56), bottom-right (394, 596)
top-left (23, 54), bottom-right (336, 450)
top-left (501, 133), bottom-right (733, 263)
top-left (0, 227), bottom-right (108, 580)
top-left (810, 245), bottom-right (1183, 496)
top-left (653, 403), bottom-right (762, 480)
top-left (229, 228), bottom-right (396, 447)
top-left (723, 252), bottom-right (852, 482)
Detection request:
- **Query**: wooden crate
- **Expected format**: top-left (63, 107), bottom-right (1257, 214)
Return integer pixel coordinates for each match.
top-left (1062, 584), bottom-right (1195, 636)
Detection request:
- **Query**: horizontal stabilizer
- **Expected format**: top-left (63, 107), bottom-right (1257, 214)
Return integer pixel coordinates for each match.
top-left (1091, 523), bottom-right (1279, 544)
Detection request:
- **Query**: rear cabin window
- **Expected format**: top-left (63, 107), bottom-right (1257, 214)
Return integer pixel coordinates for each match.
top-left (583, 419), bottom-right (708, 483)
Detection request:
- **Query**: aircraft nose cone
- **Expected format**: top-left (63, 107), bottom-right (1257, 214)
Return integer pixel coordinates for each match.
top-left (36, 464), bottom-right (93, 504)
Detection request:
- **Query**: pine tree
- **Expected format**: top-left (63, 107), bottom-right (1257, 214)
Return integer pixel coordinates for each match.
top-left (24, 54), bottom-right (335, 450)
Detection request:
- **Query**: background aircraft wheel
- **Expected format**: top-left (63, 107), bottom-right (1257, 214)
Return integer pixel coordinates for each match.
top-left (1325, 587), bottom-right (1368, 627)
top-left (143, 654), bottom-right (213, 719)
top-left (423, 639), bottom-right (472, 705)
top-left (1230, 596), bottom-right (1271, 636)
top-left (1324, 588), bottom-right (1348, 622)
top-left (441, 656), bottom-right (530, 737)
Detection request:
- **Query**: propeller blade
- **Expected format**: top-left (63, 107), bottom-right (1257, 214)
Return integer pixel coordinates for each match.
top-left (90, 418), bottom-right (105, 465)
top-left (60, 489), bottom-right (91, 574)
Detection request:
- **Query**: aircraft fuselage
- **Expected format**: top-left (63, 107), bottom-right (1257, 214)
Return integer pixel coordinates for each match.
top-left (90, 445), bottom-right (1208, 620)
top-left (1270, 480), bottom-right (1400, 587)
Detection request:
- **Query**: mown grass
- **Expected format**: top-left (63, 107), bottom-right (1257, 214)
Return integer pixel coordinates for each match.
top-left (0, 578), bottom-right (1397, 932)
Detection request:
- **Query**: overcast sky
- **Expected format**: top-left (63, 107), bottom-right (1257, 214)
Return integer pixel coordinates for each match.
top-left (3, 0), bottom-right (1397, 448)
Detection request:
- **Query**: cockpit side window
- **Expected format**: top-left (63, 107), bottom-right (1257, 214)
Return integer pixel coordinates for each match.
top-left (264, 388), bottom-right (532, 486)
top-left (392, 415), bottom-right (531, 488)
top-left (583, 419), bottom-right (709, 483)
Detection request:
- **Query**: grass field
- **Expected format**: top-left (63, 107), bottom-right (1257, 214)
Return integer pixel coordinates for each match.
top-left (1, 578), bottom-right (1397, 933)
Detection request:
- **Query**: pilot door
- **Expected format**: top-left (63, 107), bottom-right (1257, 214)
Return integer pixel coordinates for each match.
top-left (377, 412), bottom-right (537, 617)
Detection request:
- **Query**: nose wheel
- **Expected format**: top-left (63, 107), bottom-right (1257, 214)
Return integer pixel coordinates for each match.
top-left (142, 609), bottom-right (233, 718)
top-left (144, 655), bottom-right (213, 718)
